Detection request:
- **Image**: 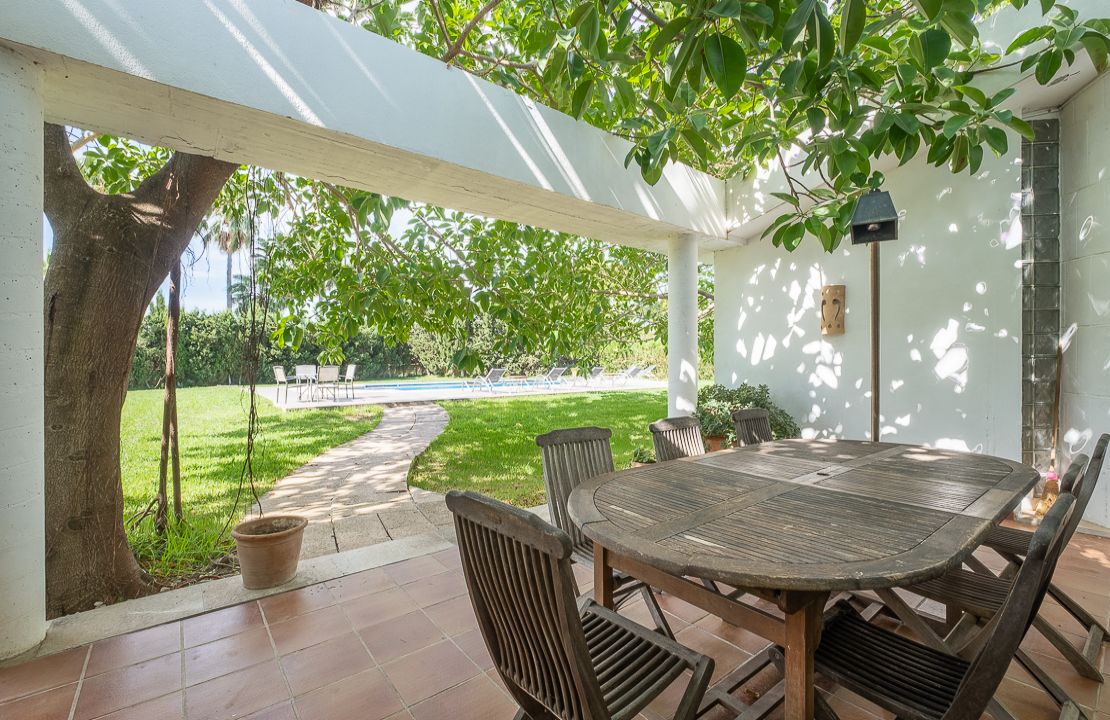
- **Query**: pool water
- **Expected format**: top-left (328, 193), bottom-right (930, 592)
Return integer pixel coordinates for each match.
top-left (361, 379), bottom-right (537, 391)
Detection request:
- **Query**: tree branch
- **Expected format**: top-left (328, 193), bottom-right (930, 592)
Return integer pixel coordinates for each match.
top-left (442, 0), bottom-right (503, 62)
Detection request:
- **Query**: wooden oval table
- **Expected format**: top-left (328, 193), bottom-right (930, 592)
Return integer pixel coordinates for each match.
top-left (567, 439), bottom-right (1039, 720)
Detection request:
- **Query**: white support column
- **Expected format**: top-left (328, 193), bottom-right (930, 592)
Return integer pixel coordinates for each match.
top-left (0, 47), bottom-right (46, 659)
top-left (667, 234), bottom-right (699, 417)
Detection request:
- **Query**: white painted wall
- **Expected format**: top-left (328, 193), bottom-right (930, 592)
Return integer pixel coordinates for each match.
top-left (1059, 72), bottom-right (1110, 529)
top-left (715, 149), bottom-right (1023, 460)
top-left (0, 47), bottom-right (46, 658)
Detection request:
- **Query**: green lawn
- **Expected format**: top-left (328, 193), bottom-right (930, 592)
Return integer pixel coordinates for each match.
top-left (121, 386), bottom-right (381, 578)
top-left (409, 390), bottom-right (667, 507)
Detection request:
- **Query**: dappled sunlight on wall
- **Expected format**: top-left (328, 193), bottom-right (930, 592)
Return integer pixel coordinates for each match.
top-left (716, 150), bottom-right (1022, 458)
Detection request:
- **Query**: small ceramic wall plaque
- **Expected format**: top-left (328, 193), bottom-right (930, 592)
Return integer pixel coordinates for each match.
top-left (821, 285), bottom-right (845, 336)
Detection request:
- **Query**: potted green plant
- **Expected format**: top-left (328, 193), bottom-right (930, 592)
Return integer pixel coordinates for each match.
top-left (696, 399), bottom-right (733, 451)
top-left (630, 446), bottom-right (655, 468)
top-left (232, 514), bottom-right (308, 589)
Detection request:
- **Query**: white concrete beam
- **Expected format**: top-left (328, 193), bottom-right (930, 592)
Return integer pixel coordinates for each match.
top-left (0, 0), bottom-right (727, 253)
top-left (667, 235), bottom-right (699, 417)
top-left (0, 46), bottom-right (46, 659)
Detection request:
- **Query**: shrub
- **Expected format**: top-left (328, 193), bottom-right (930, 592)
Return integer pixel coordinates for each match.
top-left (696, 383), bottom-right (800, 443)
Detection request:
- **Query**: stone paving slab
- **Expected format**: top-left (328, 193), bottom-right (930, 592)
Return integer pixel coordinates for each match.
top-left (252, 402), bottom-right (450, 558)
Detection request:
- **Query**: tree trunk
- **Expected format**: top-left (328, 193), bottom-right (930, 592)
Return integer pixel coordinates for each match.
top-left (156, 260), bottom-right (182, 533)
top-left (42, 123), bottom-right (236, 616)
top-left (226, 251), bottom-right (234, 311)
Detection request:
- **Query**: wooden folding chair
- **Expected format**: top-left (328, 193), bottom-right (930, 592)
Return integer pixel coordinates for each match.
top-left (731, 408), bottom-right (773, 447)
top-left (648, 416), bottom-right (705, 461)
top-left (447, 490), bottom-right (714, 720)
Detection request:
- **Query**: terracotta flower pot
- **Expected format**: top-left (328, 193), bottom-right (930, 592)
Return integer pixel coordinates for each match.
top-left (706, 435), bottom-right (728, 452)
top-left (232, 515), bottom-right (307, 589)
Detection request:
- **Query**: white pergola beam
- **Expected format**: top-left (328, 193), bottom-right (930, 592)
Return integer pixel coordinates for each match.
top-left (0, 0), bottom-right (727, 253)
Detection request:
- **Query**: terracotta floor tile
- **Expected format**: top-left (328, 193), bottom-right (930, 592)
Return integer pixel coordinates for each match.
top-left (995, 676), bottom-right (1063, 720)
top-left (185, 659), bottom-right (289, 720)
top-left (423, 595), bottom-right (479, 637)
top-left (383, 556), bottom-right (448, 585)
top-left (243, 700), bottom-right (298, 720)
top-left (269, 605), bottom-right (352, 655)
top-left (86, 622), bottom-right (182, 676)
top-left (408, 674), bottom-right (516, 720)
top-left (431, 547), bottom-right (463, 570)
top-left (384, 711), bottom-right (415, 720)
top-left (183, 601), bottom-right (264, 648)
top-left (400, 569), bottom-right (466, 608)
top-left (0, 645), bottom-right (87, 702)
top-left (1016, 651), bottom-right (1102, 709)
top-left (342, 586), bottom-right (418, 629)
top-left (325, 568), bottom-right (395, 603)
top-left (452, 629), bottom-right (493, 671)
top-left (74, 652), bottom-right (182, 720)
top-left (358, 610), bottom-right (444, 664)
top-left (184, 626), bottom-right (275, 687)
top-left (294, 668), bottom-right (402, 720)
top-left (657, 593), bottom-right (710, 625)
top-left (260, 584), bottom-right (336, 624)
top-left (694, 615), bottom-right (773, 655)
top-left (673, 625), bottom-right (751, 684)
top-left (0, 682), bottom-right (77, 720)
top-left (280, 632), bottom-right (373, 696)
top-left (381, 639), bottom-right (481, 706)
top-left (93, 691), bottom-right (183, 720)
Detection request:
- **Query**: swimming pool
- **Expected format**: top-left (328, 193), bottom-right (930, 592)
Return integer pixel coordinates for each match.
top-left (361, 379), bottom-right (537, 391)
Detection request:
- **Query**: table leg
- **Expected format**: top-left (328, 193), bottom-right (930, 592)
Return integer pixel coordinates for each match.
top-left (593, 544), bottom-right (614, 609)
top-left (781, 591), bottom-right (826, 720)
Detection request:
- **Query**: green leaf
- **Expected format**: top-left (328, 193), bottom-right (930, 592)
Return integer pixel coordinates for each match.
top-left (577, 7), bottom-right (600, 53)
top-left (770, 192), bottom-right (801, 208)
top-left (1040, 0), bottom-right (1055, 13)
top-left (1035, 49), bottom-right (1063, 84)
top-left (894, 113), bottom-right (920, 134)
top-left (983, 126), bottom-right (1009, 155)
top-left (941, 12), bottom-right (977, 48)
top-left (955, 84), bottom-right (988, 107)
top-left (806, 107), bottom-right (826, 134)
top-left (839, 0), bottom-right (866, 54)
top-left (782, 0), bottom-right (816, 49)
top-left (1081, 34), bottom-right (1109, 72)
top-left (1007, 116), bottom-right (1035, 141)
top-left (651, 16), bottom-right (689, 56)
top-left (708, 0), bottom-right (744, 19)
top-left (704, 33), bottom-right (747, 100)
top-left (912, 0), bottom-right (942, 21)
top-left (919, 28), bottom-right (952, 68)
top-left (1006, 26), bottom-right (1052, 55)
top-left (571, 76), bottom-right (595, 118)
top-left (942, 115), bottom-right (969, 138)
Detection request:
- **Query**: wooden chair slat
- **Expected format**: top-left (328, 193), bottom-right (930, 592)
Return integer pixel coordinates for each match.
top-left (649, 416), bottom-right (706, 462)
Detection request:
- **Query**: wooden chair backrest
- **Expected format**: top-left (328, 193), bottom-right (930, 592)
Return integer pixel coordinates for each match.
top-left (446, 491), bottom-right (609, 720)
top-left (536, 427), bottom-right (614, 557)
top-left (731, 408), bottom-right (773, 446)
top-left (649, 416), bottom-right (705, 462)
top-left (944, 489), bottom-right (1078, 720)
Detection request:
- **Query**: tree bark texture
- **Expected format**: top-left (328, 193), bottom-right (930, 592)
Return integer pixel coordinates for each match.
top-left (42, 123), bottom-right (236, 616)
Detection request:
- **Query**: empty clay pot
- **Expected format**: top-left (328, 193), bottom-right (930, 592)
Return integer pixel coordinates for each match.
top-left (232, 514), bottom-right (307, 589)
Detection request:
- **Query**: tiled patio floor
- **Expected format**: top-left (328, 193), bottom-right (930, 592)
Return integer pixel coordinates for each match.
top-left (2, 533), bottom-right (1108, 720)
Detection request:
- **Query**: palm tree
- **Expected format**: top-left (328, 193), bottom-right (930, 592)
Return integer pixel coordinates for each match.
top-left (203, 216), bottom-right (250, 310)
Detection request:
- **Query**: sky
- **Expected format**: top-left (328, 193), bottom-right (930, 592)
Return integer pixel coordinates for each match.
top-left (44, 220), bottom-right (241, 313)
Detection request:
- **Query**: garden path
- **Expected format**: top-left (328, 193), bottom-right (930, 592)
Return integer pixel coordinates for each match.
top-left (255, 403), bottom-right (453, 558)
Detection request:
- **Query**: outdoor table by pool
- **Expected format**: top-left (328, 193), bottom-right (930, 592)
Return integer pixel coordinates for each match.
top-left (567, 439), bottom-right (1040, 720)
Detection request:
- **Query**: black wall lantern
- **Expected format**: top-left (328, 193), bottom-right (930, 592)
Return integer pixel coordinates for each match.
top-left (849, 189), bottom-right (899, 442)
top-left (850, 190), bottom-right (899, 244)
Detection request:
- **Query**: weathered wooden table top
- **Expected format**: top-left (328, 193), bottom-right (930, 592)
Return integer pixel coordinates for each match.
top-left (568, 439), bottom-right (1039, 592)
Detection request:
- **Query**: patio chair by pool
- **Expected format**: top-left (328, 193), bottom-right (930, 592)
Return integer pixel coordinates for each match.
top-left (317, 365), bottom-right (341, 401)
top-left (607, 364), bottom-right (640, 385)
top-left (465, 367), bottom-right (506, 392)
top-left (637, 364), bottom-right (657, 379)
top-left (583, 366), bottom-right (604, 385)
top-left (536, 426), bottom-right (674, 637)
top-left (446, 490), bottom-right (713, 720)
top-left (294, 364), bottom-right (317, 400)
top-left (731, 408), bottom-right (773, 447)
top-left (343, 364), bottom-right (357, 399)
top-left (272, 365), bottom-right (289, 404)
top-left (530, 366), bottom-right (567, 387)
top-left (799, 493), bottom-right (1078, 720)
top-left (649, 416), bottom-right (706, 461)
